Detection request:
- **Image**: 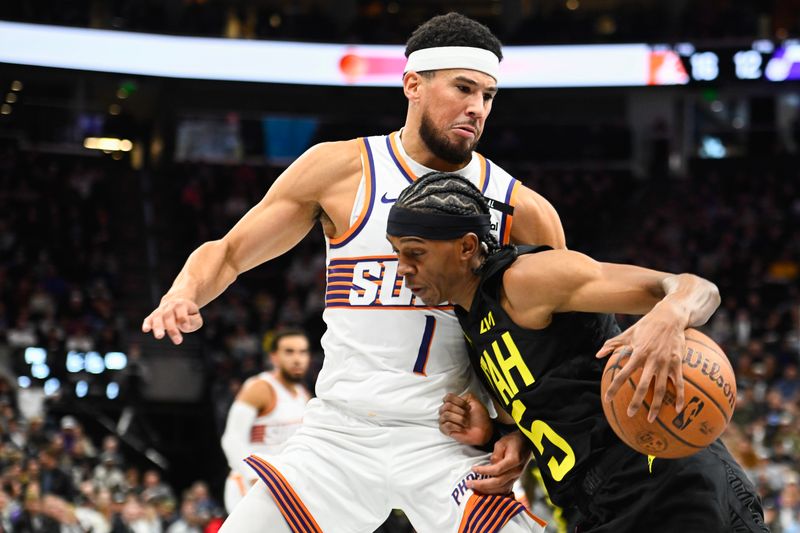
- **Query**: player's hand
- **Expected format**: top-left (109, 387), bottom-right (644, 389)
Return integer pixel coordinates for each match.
top-left (142, 297), bottom-right (203, 345)
top-left (469, 431), bottom-right (532, 495)
top-left (596, 309), bottom-right (687, 423)
top-left (439, 393), bottom-right (493, 446)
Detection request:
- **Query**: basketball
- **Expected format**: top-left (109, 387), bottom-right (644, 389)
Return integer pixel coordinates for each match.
top-left (601, 328), bottom-right (736, 458)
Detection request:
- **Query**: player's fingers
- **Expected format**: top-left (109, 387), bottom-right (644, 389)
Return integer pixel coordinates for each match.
top-left (141, 314), bottom-right (153, 333)
top-left (150, 312), bottom-right (166, 340)
top-left (438, 409), bottom-right (470, 429)
top-left (671, 359), bottom-right (686, 413)
top-left (439, 398), bottom-right (469, 418)
top-left (596, 337), bottom-right (624, 358)
top-left (466, 473), bottom-right (517, 495)
top-left (174, 304), bottom-right (190, 328)
top-left (184, 312), bottom-right (203, 333)
top-left (471, 461), bottom-right (516, 479)
top-left (439, 421), bottom-right (466, 437)
top-left (647, 368), bottom-right (670, 423)
top-left (603, 347), bottom-right (635, 402)
top-left (443, 392), bottom-right (470, 408)
top-left (472, 452), bottom-right (517, 478)
top-left (162, 313), bottom-right (182, 345)
top-left (627, 365), bottom-right (655, 418)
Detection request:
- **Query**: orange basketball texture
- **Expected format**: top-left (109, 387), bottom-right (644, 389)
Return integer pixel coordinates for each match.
top-left (600, 328), bottom-right (736, 458)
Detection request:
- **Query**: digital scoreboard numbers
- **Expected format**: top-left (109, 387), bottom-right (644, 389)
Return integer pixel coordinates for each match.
top-left (668, 40), bottom-right (800, 84)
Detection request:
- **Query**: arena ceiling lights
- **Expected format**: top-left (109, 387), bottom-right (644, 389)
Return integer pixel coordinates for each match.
top-left (1, 20), bottom-right (691, 88)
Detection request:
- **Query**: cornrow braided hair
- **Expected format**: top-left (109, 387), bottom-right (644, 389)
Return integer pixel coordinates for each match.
top-left (395, 172), bottom-right (503, 264)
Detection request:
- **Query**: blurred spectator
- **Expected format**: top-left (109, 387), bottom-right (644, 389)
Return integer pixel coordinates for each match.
top-left (93, 449), bottom-right (127, 494)
top-left (776, 364), bottom-right (800, 402)
top-left (111, 495), bottom-right (162, 533)
top-left (140, 470), bottom-right (174, 505)
top-left (38, 448), bottom-right (75, 500)
top-left (166, 499), bottom-right (203, 533)
top-left (186, 482), bottom-right (218, 517)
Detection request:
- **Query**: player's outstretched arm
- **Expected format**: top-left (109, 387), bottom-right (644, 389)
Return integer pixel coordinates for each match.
top-left (503, 250), bottom-right (720, 423)
top-left (142, 140), bottom-right (361, 344)
top-left (510, 185), bottom-right (566, 250)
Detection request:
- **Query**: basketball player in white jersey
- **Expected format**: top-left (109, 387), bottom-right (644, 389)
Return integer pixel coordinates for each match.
top-left (144, 13), bottom-right (564, 532)
top-left (221, 329), bottom-right (311, 514)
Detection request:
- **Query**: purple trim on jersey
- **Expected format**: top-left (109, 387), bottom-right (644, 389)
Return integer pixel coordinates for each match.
top-left (481, 159), bottom-right (492, 194)
top-left (330, 137), bottom-right (376, 249)
top-left (326, 275), bottom-right (352, 282)
top-left (386, 135), bottom-right (415, 184)
top-left (328, 257), bottom-right (383, 266)
top-left (461, 494), bottom-right (526, 533)
top-left (243, 457), bottom-right (311, 533)
top-left (325, 301), bottom-right (454, 310)
top-left (497, 178), bottom-right (517, 246)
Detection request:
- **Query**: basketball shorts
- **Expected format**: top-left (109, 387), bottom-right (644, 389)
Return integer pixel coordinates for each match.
top-left (574, 439), bottom-right (768, 532)
top-left (240, 398), bottom-right (546, 533)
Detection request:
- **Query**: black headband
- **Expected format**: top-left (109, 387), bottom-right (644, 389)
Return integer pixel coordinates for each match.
top-left (387, 205), bottom-right (492, 240)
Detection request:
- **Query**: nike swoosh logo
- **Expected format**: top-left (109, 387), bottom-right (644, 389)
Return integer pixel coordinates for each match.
top-left (381, 193), bottom-right (398, 204)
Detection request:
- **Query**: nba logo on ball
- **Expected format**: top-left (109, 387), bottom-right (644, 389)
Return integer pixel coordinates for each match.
top-left (601, 329), bottom-right (736, 458)
top-left (671, 396), bottom-right (704, 430)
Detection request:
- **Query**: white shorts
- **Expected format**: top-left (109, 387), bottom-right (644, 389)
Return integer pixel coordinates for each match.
top-left (241, 398), bottom-right (546, 533)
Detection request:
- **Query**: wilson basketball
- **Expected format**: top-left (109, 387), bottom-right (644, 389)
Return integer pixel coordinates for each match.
top-left (601, 328), bottom-right (736, 458)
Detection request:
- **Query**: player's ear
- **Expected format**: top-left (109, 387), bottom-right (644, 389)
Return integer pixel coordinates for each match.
top-left (459, 234), bottom-right (480, 261)
top-left (403, 72), bottom-right (424, 102)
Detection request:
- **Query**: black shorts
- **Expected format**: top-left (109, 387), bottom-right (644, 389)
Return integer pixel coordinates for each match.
top-left (574, 440), bottom-right (769, 533)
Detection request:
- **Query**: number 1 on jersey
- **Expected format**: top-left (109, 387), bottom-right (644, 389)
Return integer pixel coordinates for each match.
top-left (413, 315), bottom-right (437, 375)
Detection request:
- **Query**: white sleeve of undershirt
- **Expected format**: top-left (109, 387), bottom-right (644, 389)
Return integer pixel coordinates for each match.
top-left (221, 400), bottom-right (259, 480)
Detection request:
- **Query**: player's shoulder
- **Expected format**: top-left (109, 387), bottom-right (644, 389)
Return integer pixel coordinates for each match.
top-left (240, 374), bottom-right (275, 396)
top-left (503, 250), bottom-right (568, 294)
top-left (304, 139), bottom-right (362, 168)
top-left (509, 184), bottom-right (567, 249)
top-left (286, 139), bottom-right (363, 189)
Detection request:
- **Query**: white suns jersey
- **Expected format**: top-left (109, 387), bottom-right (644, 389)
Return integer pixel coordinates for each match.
top-left (247, 372), bottom-right (311, 455)
top-left (317, 131), bottom-right (522, 424)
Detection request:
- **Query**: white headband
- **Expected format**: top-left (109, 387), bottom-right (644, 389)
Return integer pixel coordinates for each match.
top-left (404, 46), bottom-right (500, 82)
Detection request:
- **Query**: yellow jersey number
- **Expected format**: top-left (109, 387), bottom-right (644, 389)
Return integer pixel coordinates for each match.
top-left (511, 400), bottom-right (576, 482)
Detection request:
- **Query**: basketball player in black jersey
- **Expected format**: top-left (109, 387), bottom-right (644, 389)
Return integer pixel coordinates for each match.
top-left (386, 173), bottom-right (768, 532)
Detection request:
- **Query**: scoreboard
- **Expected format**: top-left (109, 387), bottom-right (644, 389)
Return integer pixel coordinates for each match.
top-left (665, 40), bottom-right (800, 84)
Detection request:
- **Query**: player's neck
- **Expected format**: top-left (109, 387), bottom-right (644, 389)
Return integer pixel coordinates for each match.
top-left (399, 127), bottom-right (470, 173)
top-left (272, 370), bottom-right (300, 393)
top-left (450, 274), bottom-right (482, 312)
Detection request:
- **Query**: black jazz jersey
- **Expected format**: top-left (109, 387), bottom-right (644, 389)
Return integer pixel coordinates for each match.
top-left (454, 245), bottom-right (622, 508)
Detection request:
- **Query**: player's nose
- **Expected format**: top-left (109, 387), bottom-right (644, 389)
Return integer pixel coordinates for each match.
top-left (465, 94), bottom-right (485, 118)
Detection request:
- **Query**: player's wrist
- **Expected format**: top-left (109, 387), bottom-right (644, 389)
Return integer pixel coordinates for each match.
top-left (479, 421), bottom-right (520, 452)
top-left (649, 298), bottom-right (691, 330)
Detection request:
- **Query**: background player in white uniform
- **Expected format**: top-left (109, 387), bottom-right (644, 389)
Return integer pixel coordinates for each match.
top-left (220, 330), bottom-right (311, 514)
top-left (143, 14), bottom-right (566, 533)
